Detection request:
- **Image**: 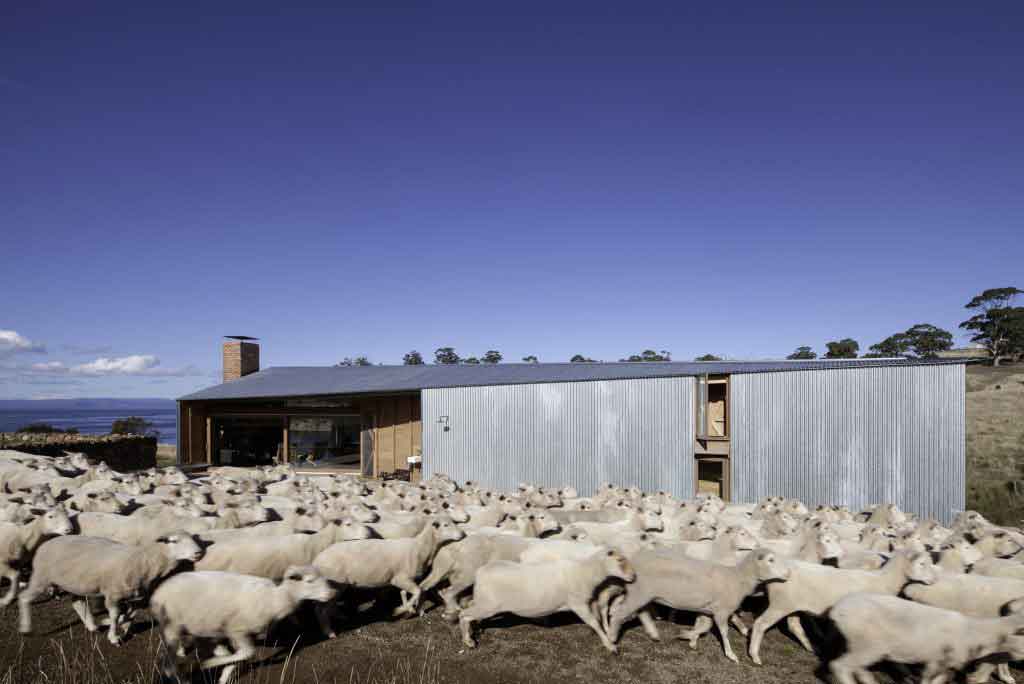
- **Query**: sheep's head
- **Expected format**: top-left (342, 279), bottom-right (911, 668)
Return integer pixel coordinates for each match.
top-left (338, 503), bottom-right (375, 524)
top-left (753, 550), bottom-right (790, 583)
top-left (783, 499), bottom-right (809, 517)
top-left (603, 549), bottom-right (636, 583)
top-left (815, 529), bottom-right (844, 560)
top-left (37, 507), bottom-right (74, 536)
top-left (940, 539), bottom-right (983, 567)
top-left (440, 503), bottom-right (470, 523)
top-left (282, 566), bottom-right (335, 603)
top-left (431, 518), bottom-right (465, 544)
top-left (87, 491), bottom-right (124, 513)
top-left (906, 551), bottom-right (938, 585)
top-left (641, 509), bottom-right (664, 532)
top-left (331, 519), bottom-right (374, 541)
top-left (727, 526), bottom-right (759, 552)
top-left (158, 534), bottom-right (203, 563)
top-left (532, 512), bottom-right (561, 536)
top-left (295, 511), bottom-right (328, 532)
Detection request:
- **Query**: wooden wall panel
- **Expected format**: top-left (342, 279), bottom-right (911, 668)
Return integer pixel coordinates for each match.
top-left (411, 399), bottom-right (422, 455)
top-left (395, 396), bottom-right (412, 468)
top-left (377, 398), bottom-right (396, 476)
top-left (186, 404), bottom-right (208, 465)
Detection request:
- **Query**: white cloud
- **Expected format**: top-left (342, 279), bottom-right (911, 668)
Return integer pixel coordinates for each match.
top-left (0, 330), bottom-right (46, 354)
top-left (71, 355), bottom-right (160, 375)
top-left (22, 354), bottom-right (202, 378)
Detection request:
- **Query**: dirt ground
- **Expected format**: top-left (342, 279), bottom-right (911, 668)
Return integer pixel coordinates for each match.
top-left (1, 591), bottom-right (869, 684)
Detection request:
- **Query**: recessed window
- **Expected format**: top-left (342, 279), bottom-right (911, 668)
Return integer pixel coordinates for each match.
top-left (695, 374), bottom-right (729, 439)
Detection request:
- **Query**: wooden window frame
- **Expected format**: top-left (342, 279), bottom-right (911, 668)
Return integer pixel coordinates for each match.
top-left (695, 374), bottom-right (730, 441)
top-left (693, 454), bottom-right (731, 502)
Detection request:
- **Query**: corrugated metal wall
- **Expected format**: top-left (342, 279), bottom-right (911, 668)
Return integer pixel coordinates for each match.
top-left (422, 377), bottom-right (695, 497)
top-left (730, 364), bottom-right (965, 522)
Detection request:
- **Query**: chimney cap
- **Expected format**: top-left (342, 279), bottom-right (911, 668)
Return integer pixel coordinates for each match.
top-left (224, 335), bottom-right (260, 341)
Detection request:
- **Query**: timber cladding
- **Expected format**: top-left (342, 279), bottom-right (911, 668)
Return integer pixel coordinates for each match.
top-left (176, 393), bottom-right (423, 477)
top-left (367, 394), bottom-right (422, 477)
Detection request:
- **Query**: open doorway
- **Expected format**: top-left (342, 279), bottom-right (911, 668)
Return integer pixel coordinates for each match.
top-left (695, 456), bottom-right (730, 501)
top-left (214, 416), bottom-right (284, 466)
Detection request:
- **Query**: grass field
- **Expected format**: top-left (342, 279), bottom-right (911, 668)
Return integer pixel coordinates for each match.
top-left (966, 363), bottom-right (1024, 524)
top-left (0, 591), bottom-right (886, 684)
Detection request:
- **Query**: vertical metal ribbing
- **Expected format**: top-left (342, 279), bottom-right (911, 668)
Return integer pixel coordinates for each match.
top-left (422, 377), bottom-right (694, 497)
top-left (731, 365), bottom-right (965, 523)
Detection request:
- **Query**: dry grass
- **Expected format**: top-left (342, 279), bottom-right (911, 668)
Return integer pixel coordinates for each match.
top-left (155, 444), bottom-right (177, 468)
top-left (966, 363), bottom-right (1024, 524)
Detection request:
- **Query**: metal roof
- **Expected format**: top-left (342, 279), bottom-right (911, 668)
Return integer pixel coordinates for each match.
top-left (178, 358), bottom-right (968, 402)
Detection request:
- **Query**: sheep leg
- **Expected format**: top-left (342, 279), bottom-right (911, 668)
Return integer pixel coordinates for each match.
top-left (0, 568), bottom-right (19, 607)
top-left (200, 633), bottom-right (256, 684)
top-left (922, 662), bottom-right (949, 684)
top-left (391, 575), bottom-right (421, 616)
top-left (729, 613), bottom-right (749, 637)
top-left (606, 591), bottom-right (651, 644)
top-left (438, 586), bottom-right (463, 621)
top-left (679, 615), bottom-right (713, 649)
top-left (316, 602), bottom-right (338, 639)
top-left (786, 614), bottom-right (814, 652)
top-left (17, 576), bottom-right (49, 634)
top-left (997, 664), bottom-right (1016, 684)
top-left (458, 610), bottom-right (483, 648)
top-left (440, 572), bottom-right (474, 621)
top-left (968, 663), bottom-right (997, 684)
top-left (105, 597), bottom-right (123, 645)
top-left (569, 600), bottom-right (618, 654)
top-left (72, 599), bottom-right (99, 632)
top-left (829, 652), bottom-right (867, 684)
top-left (638, 608), bottom-right (661, 641)
top-left (713, 611), bottom-right (738, 662)
top-left (748, 607), bottom-right (787, 666)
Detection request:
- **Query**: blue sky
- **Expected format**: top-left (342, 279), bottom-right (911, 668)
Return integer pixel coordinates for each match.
top-left (2, 1), bottom-right (1022, 399)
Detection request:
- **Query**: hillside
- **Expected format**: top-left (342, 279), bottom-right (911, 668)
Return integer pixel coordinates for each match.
top-left (966, 363), bottom-right (1024, 524)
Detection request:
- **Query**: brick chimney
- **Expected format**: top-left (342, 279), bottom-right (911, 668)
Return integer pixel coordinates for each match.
top-left (223, 336), bottom-right (260, 382)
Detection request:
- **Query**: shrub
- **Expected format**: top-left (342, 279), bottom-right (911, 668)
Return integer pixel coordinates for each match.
top-left (110, 416), bottom-right (158, 438)
top-left (16, 423), bottom-right (68, 434)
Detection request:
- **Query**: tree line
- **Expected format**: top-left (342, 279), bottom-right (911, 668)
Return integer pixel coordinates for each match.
top-left (337, 286), bottom-right (1023, 368)
top-left (786, 286), bottom-right (1023, 366)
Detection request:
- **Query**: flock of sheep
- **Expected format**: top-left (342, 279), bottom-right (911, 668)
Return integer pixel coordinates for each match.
top-left (3, 448), bottom-right (1024, 684)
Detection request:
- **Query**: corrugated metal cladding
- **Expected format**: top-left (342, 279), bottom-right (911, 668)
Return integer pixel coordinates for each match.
top-left (730, 364), bottom-right (965, 523)
top-left (422, 377), bottom-right (695, 497)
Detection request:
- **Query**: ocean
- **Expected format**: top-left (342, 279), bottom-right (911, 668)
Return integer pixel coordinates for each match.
top-left (0, 406), bottom-right (177, 444)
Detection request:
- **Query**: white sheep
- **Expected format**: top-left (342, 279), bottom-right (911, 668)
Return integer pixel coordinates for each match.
top-left (747, 551), bottom-right (938, 665)
top-left (313, 518), bottom-right (465, 631)
top-left (19, 533), bottom-right (202, 644)
top-left (196, 519), bottom-right (374, 579)
top-left (0, 507), bottom-right (73, 606)
top-left (607, 549), bottom-right (791, 661)
top-left (829, 593), bottom-right (1024, 684)
top-left (151, 566), bottom-right (334, 684)
top-left (460, 549), bottom-right (636, 652)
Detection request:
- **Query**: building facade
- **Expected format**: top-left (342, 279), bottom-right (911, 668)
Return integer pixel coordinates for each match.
top-left (178, 343), bottom-right (966, 521)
